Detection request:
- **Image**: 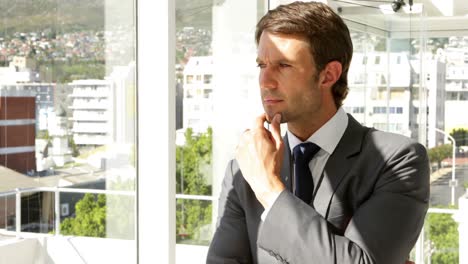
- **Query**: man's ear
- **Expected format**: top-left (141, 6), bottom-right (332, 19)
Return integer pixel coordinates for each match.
top-left (320, 61), bottom-right (342, 89)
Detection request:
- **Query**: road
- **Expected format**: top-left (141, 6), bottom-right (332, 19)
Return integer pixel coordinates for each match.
top-left (430, 164), bottom-right (468, 207)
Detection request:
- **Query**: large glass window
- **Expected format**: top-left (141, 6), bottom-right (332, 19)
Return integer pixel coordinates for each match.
top-left (2, 0), bottom-right (468, 263)
top-left (0, 0), bottom-right (136, 262)
top-left (174, 0), bottom-right (267, 260)
top-left (333, 1), bottom-right (468, 263)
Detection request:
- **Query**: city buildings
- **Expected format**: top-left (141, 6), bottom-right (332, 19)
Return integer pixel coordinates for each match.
top-left (444, 47), bottom-right (468, 133)
top-left (68, 62), bottom-right (136, 147)
top-left (345, 51), bottom-right (414, 137)
top-left (68, 79), bottom-right (113, 146)
top-left (182, 56), bottom-right (214, 134)
top-left (0, 86), bottom-right (36, 174)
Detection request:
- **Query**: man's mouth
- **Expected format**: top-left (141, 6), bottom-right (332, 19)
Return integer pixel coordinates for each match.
top-left (263, 98), bottom-right (283, 105)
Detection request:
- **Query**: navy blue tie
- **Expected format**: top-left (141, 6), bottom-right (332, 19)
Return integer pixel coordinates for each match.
top-left (293, 142), bottom-right (320, 204)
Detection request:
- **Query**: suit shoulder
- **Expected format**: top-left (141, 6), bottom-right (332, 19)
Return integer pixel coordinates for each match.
top-left (367, 128), bottom-right (421, 147)
top-left (226, 159), bottom-right (241, 177)
top-left (365, 129), bottom-right (428, 159)
top-left (222, 159), bottom-right (245, 187)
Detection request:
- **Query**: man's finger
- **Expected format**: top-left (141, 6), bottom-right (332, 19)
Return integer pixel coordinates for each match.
top-left (255, 113), bottom-right (268, 129)
top-left (270, 113), bottom-right (283, 150)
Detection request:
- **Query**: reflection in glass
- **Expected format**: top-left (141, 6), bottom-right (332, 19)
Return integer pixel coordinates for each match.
top-left (0, 0), bottom-right (136, 262)
top-left (174, 0), bottom-right (267, 250)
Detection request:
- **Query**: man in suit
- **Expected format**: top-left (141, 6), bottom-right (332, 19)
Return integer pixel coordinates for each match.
top-left (207, 2), bottom-right (429, 263)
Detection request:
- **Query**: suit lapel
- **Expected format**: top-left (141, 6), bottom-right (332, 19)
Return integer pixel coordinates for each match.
top-left (280, 135), bottom-right (292, 191)
top-left (313, 115), bottom-right (369, 218)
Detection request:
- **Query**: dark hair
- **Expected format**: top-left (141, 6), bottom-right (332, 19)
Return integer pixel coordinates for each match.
top-left (255, 1), bottom-right (353, 107)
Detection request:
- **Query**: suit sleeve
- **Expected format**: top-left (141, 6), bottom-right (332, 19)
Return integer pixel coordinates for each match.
top-left (207, 160), bottom-right (253, 264)
top-left (257, 140), bottom-right (430, 264)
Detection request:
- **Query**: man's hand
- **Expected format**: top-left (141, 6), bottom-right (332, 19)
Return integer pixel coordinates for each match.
top-left (236, 113), bottom-right (286, 208)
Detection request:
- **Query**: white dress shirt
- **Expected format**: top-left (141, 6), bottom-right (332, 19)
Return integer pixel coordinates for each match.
top-left (261, 107), bottom-right (349, 221)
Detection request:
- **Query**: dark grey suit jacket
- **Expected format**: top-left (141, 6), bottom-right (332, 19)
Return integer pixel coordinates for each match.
top-left (207, 115), bottom-right (430, 264)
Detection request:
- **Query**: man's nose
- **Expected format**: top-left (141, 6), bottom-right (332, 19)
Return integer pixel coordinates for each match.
top-left (259, 67), bottom-right (277, 89)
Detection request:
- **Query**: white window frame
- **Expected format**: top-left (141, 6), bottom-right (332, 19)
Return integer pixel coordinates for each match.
top-left (137, 0), bottom-right (176, 263)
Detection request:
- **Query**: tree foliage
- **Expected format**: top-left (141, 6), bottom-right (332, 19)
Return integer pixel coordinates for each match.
top-left (176, 127), bottom-right (212, 195)
top-left (450, 128), bottom-right (468, 147)
top-left (428, 144), bottom-right (452, 169)
top-left (68, 137), bottom-right (80, 157)
top-left (61, 193), bottom-right (106, 237)
top-left (427, 209), bottom-right (459, 263)
top-left (38, 60), bottom-right (105, 83)
top-left (176, 127), bottom-right (212, 244)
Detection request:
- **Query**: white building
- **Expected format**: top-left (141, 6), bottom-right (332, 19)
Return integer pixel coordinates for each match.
top-left (444, 47), bottom-right (468, 133)
top-left (182, 56), bottom-right (214, 134)
top-left (424, 58), bottom-right (446, 148)
top-left (0, 65), bottom-right (32, 84)
top-left (49, 115), bottom-right (72, 167)
top-left (345, 52), bottom-right (414, 137)
top-left (68, 79), bottom-right (113, 146)
top-left (344, 51), bottom-right (446, 147)
top-left (106, 62), bottom-right (136, 145)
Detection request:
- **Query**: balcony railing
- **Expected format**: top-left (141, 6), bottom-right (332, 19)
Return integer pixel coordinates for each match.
top-left (1, 188), bottom-right (466, 264)
top-left (0, 187), bottom-right (135, 237)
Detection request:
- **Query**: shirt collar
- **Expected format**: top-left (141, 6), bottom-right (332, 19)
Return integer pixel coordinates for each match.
top-left (287, 107), bottom-right (349, 155)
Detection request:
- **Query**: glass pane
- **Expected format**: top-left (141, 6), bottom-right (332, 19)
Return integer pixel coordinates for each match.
top-left (337, 1), bottom-right (424, 140)
top-left (0, 0), bottom-right (136, 262)
top-left (333, 1), bottom-right (468, 263)
top-left (424, 211), bottom-right (459, 263)
top-left (174, 0), bottom-right (267, 257)
top-left (0, 194), bottom-right (16, 231)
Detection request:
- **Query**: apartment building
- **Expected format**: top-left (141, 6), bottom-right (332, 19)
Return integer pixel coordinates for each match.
top-left (182, 56), bottom-right (214, 134)
top-left (68, 79), bottom-right (113, 146)
top-left (444, 47), bottom-right (468, 132)
top-left (344, 51), bottom-right (446, 148)
top-left (0, 86), bottom-right (36, 174)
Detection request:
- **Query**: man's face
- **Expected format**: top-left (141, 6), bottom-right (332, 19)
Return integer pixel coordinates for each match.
top-left (257, 31), bottom-right (323, 125)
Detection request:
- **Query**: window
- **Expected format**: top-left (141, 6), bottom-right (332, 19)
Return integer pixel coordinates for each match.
top-left (348, 106), bottom-right (365, 114)
top-left (203, 89), bottom-right (213, 98)
top-left (112, 1), bottom-right (468, 263)
top-left (380, 74), bottom-right (386, 85)
top-left (447, 91), bottom-right (458, 100)
top-left (374, 56), bottom-right (381, 64)
top-left (174, 0), bottom-right (267, 260)
top-left (373, 106), bottom-right (386, 114)
top-left (0, 0), bottom-right (136, 262)
top-left (186, 75), bottom-right (194, 84)
top-left (461, 91), bottom-right (468, 100)
top-left (204, 74), bottom-right (213, 84)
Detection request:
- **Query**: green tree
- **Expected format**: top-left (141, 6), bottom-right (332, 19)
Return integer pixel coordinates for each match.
top-left (61, 193), bottom-right (106, 237)
top-left (428, 144), bottom-right (452, 169)
top-left (68, 136), bottom-right (80, 157)
top-left (176, 127), bottom-right (212, 195)
top-left (427, 208), bottom-right (459, 264)
top-left (36, 130), bottom-right (50, 141)
top-left (450, 128), bottom-right (468, 147)
top-left (176, 127), bottom-right (212, 244)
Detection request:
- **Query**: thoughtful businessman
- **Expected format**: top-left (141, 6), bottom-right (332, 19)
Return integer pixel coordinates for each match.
top-left (207, 2), bottom-right (429, 263)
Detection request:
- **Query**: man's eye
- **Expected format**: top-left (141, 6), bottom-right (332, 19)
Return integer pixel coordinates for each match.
top-left (257, 63), bottom-right (266, 68)
top-left (279, 63), bottom-right (290, 68)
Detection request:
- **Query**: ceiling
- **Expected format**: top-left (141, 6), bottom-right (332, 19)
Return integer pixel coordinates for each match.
top-left (325, 0), bottom-right (468, 37)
